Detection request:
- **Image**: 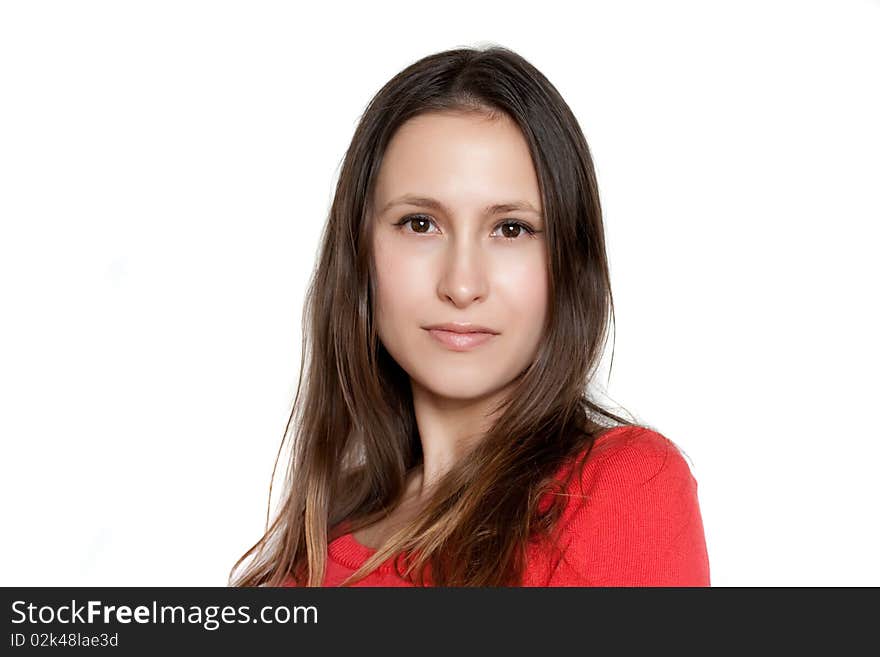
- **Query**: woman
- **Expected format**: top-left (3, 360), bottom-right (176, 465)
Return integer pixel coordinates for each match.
top-left (229, 45), bottom-right (710, 587)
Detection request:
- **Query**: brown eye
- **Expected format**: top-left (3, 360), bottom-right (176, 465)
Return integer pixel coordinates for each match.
top-left (495, 221), bottom-right (537, 241)
top-left (409, 216), bottom-right (431, 233)
top-left (396, 214), bottom-right (435, 234)
top-left (500, 222), bottom-right (523, 239)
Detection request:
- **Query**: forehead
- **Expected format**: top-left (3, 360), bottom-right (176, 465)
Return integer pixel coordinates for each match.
top-left (372, 111), bottom-right (541, 212)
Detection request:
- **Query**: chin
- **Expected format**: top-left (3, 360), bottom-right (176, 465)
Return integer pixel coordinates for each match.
top-left (414, 376), bottom-right (505, 402)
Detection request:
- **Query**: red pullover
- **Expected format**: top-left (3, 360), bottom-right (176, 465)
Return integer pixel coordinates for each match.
top-left (283, 425), bottom-right (710, 586)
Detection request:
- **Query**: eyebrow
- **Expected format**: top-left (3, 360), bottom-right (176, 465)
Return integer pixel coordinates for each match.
top-left (380, 194), bottom-right (542, 218)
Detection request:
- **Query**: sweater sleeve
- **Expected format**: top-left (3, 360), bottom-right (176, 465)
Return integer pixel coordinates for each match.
top-left (546, 428), bottom-right (710, 586)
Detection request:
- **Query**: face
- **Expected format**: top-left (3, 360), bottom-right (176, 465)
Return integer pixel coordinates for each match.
top-left (370, 110), bottom-right (549, 404)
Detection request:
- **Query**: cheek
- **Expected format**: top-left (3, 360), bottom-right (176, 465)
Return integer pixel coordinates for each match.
top-left (373, 241), bottom-right (426, 328)
top-left (496, 252), bottom-right (548, 330)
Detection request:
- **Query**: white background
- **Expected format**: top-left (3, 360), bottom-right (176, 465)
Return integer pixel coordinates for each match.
top-left (1, 0), bottom-right (878, 586)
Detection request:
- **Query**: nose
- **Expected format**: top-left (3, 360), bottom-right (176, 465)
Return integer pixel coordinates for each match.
top-left (436, 238), bottom-right (489, 307)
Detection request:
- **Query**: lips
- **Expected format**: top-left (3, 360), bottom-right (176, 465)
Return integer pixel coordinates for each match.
top-left (426, 328), bottom-right (497, 352)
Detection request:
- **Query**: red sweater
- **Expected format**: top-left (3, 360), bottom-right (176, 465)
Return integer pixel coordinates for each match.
top-left (283, 425), bottom-right (710, 586)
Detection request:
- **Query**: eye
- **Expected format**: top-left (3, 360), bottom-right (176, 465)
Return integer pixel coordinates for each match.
top-left (397, 214), bottom-right (437, 235)
top-left (493, 221), bottom-right (537, 240)
top-left (394, 214), bottom-right (540, 241)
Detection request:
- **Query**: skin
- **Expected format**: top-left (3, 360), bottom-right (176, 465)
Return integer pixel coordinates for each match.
top-left (362, 110), bottom-right (548, 547)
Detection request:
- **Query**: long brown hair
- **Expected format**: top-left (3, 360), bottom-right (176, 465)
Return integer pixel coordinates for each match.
top-left (229, 44), bottom-right (639, 587)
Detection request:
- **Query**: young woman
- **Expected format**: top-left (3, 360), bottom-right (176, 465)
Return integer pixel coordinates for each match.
top-left (229, 45), bottom-right (710, 587)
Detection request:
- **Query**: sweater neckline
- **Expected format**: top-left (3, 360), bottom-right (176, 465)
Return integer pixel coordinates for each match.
top-left (327, 425), bottom-right (633, 574)
top-left (328, 531), bottom-right (377, 569)
top-left (328, 525), bottom-right (409, 575)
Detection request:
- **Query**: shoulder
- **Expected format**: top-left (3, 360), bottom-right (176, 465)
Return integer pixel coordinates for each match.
top-left (544, 425), bottom-right (710, 586)
top-left (580, 424), bottom-right (693, 487)
top-left (554, 425), bottom-right (698, 522)
top-left (591, 423), bottom-right (683, 462)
